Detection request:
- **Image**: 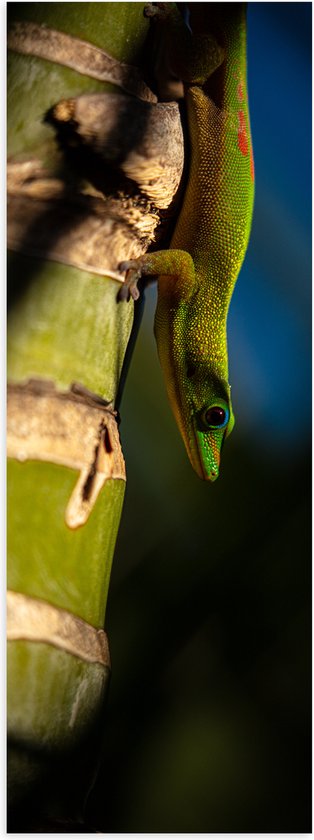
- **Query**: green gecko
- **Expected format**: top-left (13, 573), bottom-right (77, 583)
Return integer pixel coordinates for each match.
top-left (119, 2), bottom-right (254, 481)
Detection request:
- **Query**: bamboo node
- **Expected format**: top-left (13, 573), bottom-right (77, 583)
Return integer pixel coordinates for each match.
top-left (8, 20), bottom-right (157, 103)
top-left (7, 379), bottom-right (126, 529)
top-left (7, 590), bottom-right (111, 667)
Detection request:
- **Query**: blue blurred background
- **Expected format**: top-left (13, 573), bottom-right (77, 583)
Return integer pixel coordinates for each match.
top-left (234, 2), bottom-right (311, 452)
top-left (89, 4), bottom-right (311, 833)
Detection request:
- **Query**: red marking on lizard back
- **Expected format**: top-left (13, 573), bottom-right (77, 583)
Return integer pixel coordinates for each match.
top-left (237, 81), bottom-right (244, 102)
top-left (237, 110), bottom-right (248, 156)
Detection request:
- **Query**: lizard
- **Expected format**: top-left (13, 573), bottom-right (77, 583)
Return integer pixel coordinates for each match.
top-left (119, 2), bottom-right (254, 481)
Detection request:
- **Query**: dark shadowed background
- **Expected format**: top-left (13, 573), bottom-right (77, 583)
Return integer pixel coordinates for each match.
top-left (88, 3), bottom-right (311, 832)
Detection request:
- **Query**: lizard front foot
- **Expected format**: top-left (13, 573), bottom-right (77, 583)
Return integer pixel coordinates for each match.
top-left (117, 260), bottom-right (143, 302)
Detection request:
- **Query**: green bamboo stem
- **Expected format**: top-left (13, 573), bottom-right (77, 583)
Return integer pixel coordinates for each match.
top-left (7, 3), bottom-right (152, 828)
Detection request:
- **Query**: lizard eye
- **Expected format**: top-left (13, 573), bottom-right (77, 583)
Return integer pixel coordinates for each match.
top-left (201, 405), bottom-right (229, 430)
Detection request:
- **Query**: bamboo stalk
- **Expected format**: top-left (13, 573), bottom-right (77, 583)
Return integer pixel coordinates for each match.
top-left (7, 3), bottom-right (154, 829)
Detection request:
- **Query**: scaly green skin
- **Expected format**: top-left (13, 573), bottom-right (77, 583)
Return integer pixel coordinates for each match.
top-left (123, 3), bottom-right (254, 481)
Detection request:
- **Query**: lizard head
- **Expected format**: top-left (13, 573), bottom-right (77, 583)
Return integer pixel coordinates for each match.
top-left (155, 317), bottom-right (234, 480)
top-left (178, 364), bottom-right (235, 481)
top-left (155, 284), bottom-right (235, 481)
